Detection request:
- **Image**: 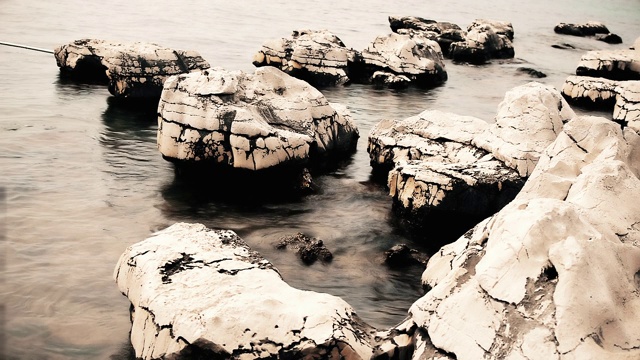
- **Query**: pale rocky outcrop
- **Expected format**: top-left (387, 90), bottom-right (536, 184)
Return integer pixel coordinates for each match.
top-left (388, 16), bottom-right (465, 56)
top-left (561, 75), bottom-right (619, 108)
top-left (54, 39), bottom-right (209, 98)
top-left (614, 81), bottom-right (640, 131)
top-left (449, 19), bottom-right (515, 64)
top-left (157, 66), bottom-right (358, 175)
top-left (576, 49), bottom-right (640, 80)
top-left (474, 82), bottom-right (576, 177)
top-left (354, 32), bottom-right (448, 87)
top-left (404, 115), bottom-right (640, 360)
top-left (252, 29), bottom-right (354, 87)
top-left (114, 223), bottom-right (377, 359)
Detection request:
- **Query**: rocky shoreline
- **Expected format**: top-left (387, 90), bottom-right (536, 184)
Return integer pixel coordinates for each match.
top-left (51, 17), bottom-right (640, 360)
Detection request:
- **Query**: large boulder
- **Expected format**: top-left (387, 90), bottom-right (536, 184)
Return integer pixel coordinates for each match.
top-left (54, 39), bottom-right (210, 98)
top-left (562, 75), bottom-right (619, 108)
top-left (576, 49), bottom-right (640, 81)
top-left (353, 32), bottom-right (448, 87)
top-left (388, 16), bottom-right (465, 56)
top-left (449, 19), bottom-right (515, 64)
top-left (114, 222), bottom-right (377, 359)
top-left (157, 66), bottom-right (358, 185)
top-left (473, 82), bottom-right (576, 177)
top-left (403, 115), bottom-right (640, 360)
top-left (252, 29), bottom-right (355, 87)
top-left (614, 81), bottom-right (640, 131)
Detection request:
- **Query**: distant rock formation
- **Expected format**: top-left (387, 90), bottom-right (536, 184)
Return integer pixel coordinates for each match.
top-left (54, 39), bottom-right (210, 98)
top-left (554, 21), bottom-right (622, 44)
top-left (576, 49), bottom-right (640, 80)
top-left (449, 19), bottom-right (515, 64)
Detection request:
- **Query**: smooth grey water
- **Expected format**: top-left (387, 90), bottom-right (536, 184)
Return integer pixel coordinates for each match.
top-left (1, 0), bottom-right (639, 358)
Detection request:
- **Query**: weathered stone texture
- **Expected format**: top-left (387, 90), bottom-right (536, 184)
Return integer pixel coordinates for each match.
top-left (157, 66), bottom-right (358, 172)
top-left (562, 75), bottom-right (619, 108)
top-left (576, 49), bottom-right (640, 81)
top-left (114, 223), bottom-right (377, 359)
top-left (449, 19), bottom-right (515, 64)
top-left (54, 39), bottom-right (210, 98)
top-left (614, 81), bottom-right (640, 131)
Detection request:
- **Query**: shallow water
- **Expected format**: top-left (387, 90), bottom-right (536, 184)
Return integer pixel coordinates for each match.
top-left (1, 0), bottom-right (638, 358)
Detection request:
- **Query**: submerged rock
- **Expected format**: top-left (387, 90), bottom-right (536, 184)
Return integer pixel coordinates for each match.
top-left (554, 21), bottom-right (611, 37)
top-left (353, 32), bottom-right (448, 87)
top-left (114, 223), bottom-right (376, 359)
top-left (517, 67), bottom-right (547, 78)
top-left (383, 244), bottom-right (429, 267)
top-left (54, 39), bottom-right (209, 98)
top-left (404, 115), bottom-right (640, 360)
top-left (276, 232), bottom-right (333, 264)
top-left (595, 32), bottom-right (623, 44)
top-left (576, 49), bottom-right (640, 80)
top-left (157, 66), bottom-right (358, 189)
top-left (449, 19), bottom-right (515, 64)
top-left (252, 29), bottom-right (354, 87)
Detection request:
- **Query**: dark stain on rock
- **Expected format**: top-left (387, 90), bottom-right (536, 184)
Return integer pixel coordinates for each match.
top-left (160, 253), bottom-right (201, 284)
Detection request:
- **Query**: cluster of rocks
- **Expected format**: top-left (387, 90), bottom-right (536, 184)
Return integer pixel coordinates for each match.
top-left (275, 232), bottom-right (333, 264)
top-left (368, 82), bottom-right (575, 232)
top-left (156, 66), bottom-right (359, 190)
top-left (54, 39), bottom-right (210, 98)
top-left (561, 36), bottom-right (640, 131)
top-left (554, 21), bottom-right (623, 44)
top-left (116, 112), bottom-right (640, 360)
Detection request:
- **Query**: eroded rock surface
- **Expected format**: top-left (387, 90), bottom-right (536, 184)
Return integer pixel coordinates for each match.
top-left (614, 81), bottom-right (640, 131)
top-left (54, 39), bottom-right (210, 98)
top-left (157, 66), bottom-right (358, 180)
top-left (388, 16), bottom-right (465, 56)
top-left (114, 223), bottom-right (377, 360)
top-left (252, 29), bottom-right (355, 87)
top-left (401, 115), bottom-right (640, 360)
top-left (354, 32), bottom-right (448, 87)
top-left (576, 49), bottom-right (640, 80)
top-left (449, 19), bottom-right (515, 64)
top-left (562, 75), bottom-right (619, 108)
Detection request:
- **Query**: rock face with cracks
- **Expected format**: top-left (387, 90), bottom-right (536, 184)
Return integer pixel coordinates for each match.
top-left (354, 32), bottom-right (448, 87)
top-left (388, 16), bottom-right (465, 56)
top-left (614, 81), bottom-right (640, 130)
top-left (114, 222), bottom-right (377, 360)
top-left (576, 49), bottom-right (640, 81)
top-left (449, 19), bottom-right (515, 64)
top-left (157, 66), bottom-right (359, 175)
top-left (54, 39), bottom-right (210, 98)
top-left (402, 115), bottom-right (640, 360)
top-left (252, 29), bottom-right (355, 87)
top-left (562, 75), bottom-right (619, 108)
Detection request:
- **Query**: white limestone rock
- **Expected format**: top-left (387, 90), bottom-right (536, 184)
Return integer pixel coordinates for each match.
top-left (388, 16), bottom-right (465, 56)
top-left (449, 19), bottom-right (515, 64)
top-left (157, 66), bottom-right (358, 172)
top-left (407, 115), bottom-right (640, 360)
top-left (357, 32), bottom-right (448, 87)
top-left (252, 29), bottom-right (354, 87)
top-left (474, 82), bottom-right (576, 177)
top-left (562, 75), bottom-right (619, 108)
top-left (54, 39), bottom-right (210, 98)
top-left (576, 49), bottom-right (640, 81)
top-left (114, 222), bottom-right (377, 360)
top-left (368, 110), bottom-right (522, 220)
top-left (614, 81), bottom-right (640, 131)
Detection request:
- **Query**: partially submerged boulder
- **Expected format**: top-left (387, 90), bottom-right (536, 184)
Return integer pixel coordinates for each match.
top-left (252, 29), bottom-right (354, 87)
top-left (562, 75), bottom-right (619, 108)
top-left (114, 223), bottom-right (376, 359)
top-left (353, 32), bottom-right (448, 87)
top-left (554, 21), bottom-right (611, 37)
top-left (54, 39), bottom-right (210, 98)
top-left (383, 244), bottom-right (429, 268)
top-left (449, 19), bottom-right (515, 64)
top-left (402, 115), bottom-right (640, 359)
top-left (388, 16), bottom-right (465, 56)
top-left (157, 66), bottom-right (359, 188)
top-left (576, 49), bottom-right (640, 80)
top-left (275, 232), bottom-right (333, 264)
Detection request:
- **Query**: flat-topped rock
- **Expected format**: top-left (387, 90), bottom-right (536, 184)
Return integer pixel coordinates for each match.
top-left (354, 32), bottom-right (447, 87)
top-left (405, 115), bottom-right (640, 360)
top-left (449, 19), bottom-right (515, 64)
top-left (114, 223), bottom-right (377, 359)
top-left (554, 21), bottom-right (611, 37)
top-left (474, 82), bottom-right (576, 177)
top-left (54, 39), bottom-right (210, 98)
top-left (157, 66), bottom-right (358, 183)
top-left (562, 75), bottom-right (619, 108)
top-left (252, 29), bottom-right (354, 87)
top-left (576, 49), bottom-right (640, 80)
top-left (614, 81), bottom-right (640, 131)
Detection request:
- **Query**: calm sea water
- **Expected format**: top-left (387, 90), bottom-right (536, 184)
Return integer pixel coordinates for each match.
top-left (1, 0), bottom-right (638, 358)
